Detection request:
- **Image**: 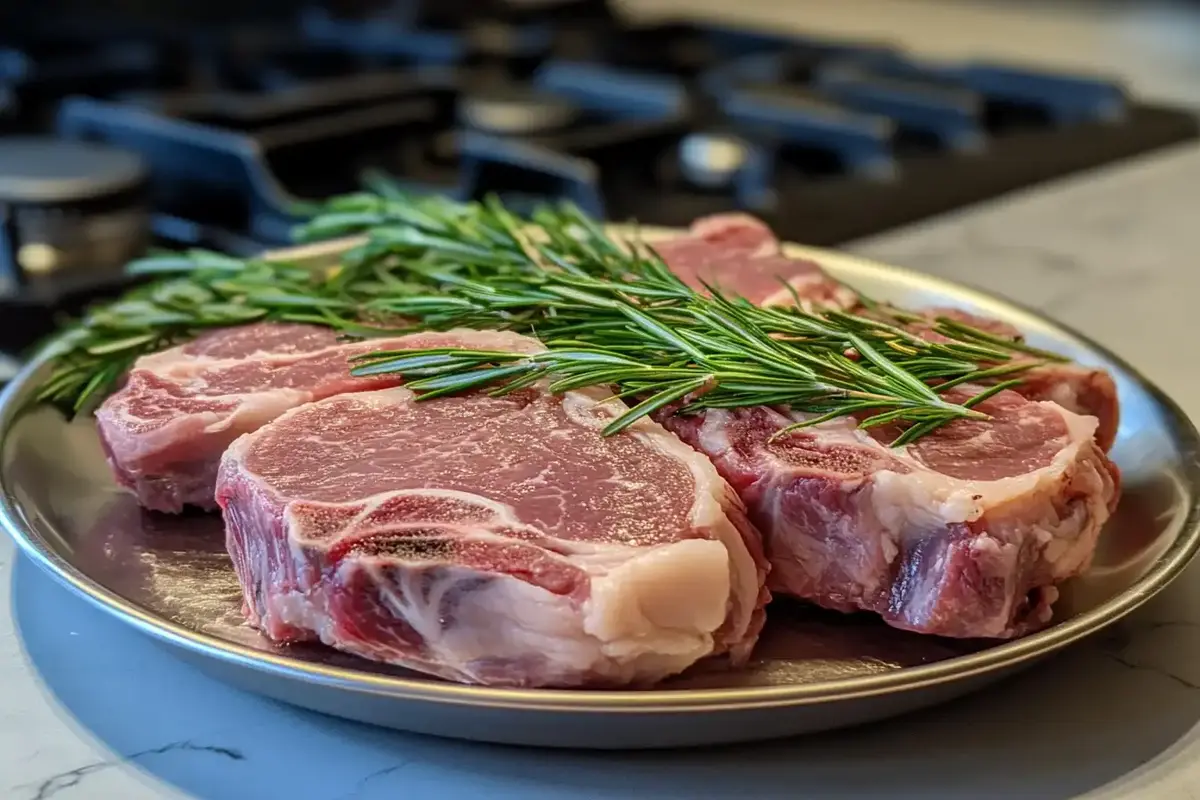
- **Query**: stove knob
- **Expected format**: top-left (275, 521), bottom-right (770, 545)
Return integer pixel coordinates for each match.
top-left (458, 90), bottom-right (578, 136)
top-left (16, 242), bottom-right (61, 275)
top-left (678, 133), bottom-right (749, 189)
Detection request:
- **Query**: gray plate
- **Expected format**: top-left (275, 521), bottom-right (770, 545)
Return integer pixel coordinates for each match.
top-left (1, 233), bottom-right (1198, 750)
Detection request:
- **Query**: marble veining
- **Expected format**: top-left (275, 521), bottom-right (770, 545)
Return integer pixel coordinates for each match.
top-left (337, 762), bottom-right (420, 800)
top-left (1097, 621), bottom-right (1200, 692)
top-left (25, 743), bottom-right (245, 800)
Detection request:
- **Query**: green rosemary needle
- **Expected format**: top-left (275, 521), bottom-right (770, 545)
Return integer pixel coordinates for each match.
top-left (33, 190), bottom-right (1065, 444)
top-left (334, 198), bottom-right (1061, 440)
top-left (345, 259), bottom-right (1039, 441)
top-left (34, 250), bottom-right (371, 413)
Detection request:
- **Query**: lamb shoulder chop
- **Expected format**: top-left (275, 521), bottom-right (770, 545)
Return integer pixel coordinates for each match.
top-left (216, 332), bottom-right (769, 687)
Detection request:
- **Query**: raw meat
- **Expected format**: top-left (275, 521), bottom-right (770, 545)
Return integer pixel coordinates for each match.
top-left (95, 323), bottom-right (539, 513)
top-left (905, 306), bottom-right (1120, 451)
top-left (654, 213), bottom-right (860, 309)
top-left (661, 387), bottom-right (1120, 639)
top-left (654, 214), bottom-right (1120, 451)
top-left (216, 343), bottom-right (770, 688)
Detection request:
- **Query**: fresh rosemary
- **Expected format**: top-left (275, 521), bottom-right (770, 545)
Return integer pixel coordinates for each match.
top-left (34, 190), bottom-right (1067, 443)
top-left (34, 251), bottom-right (368, 413)
top-left (34, 190), bottom-right (482, 412)
top-left (332, 198), bottom-right (1061, 442)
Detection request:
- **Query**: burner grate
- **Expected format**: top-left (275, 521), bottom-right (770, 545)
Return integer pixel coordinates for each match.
top-left (0, 1), bottom-right (1195, 361)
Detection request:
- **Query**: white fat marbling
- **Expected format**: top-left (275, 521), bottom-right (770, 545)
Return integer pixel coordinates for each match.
top-left (6, 2), bottom-right (1200, 797)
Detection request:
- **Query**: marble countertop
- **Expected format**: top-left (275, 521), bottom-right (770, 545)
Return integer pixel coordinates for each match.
top-left (6, 5), bottom-right (1200, 800)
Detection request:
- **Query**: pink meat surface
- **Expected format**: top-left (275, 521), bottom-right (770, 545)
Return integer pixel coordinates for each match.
top-left (662, 388), bottom-right (1120, 639)
top-left (906, 306), bottom-right (1120, 451)
top-left (95, 323), bottom-right (540, 513)
top-left (654, 213), bottom-right (860, 309)
top-left (655, 213), bottom-right (1120, 451)
top-left (215, 344), bottom-right (770, 688)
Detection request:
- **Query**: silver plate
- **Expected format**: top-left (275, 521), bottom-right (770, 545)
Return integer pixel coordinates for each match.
top-left (1, 232), bottom-right (1198, 750)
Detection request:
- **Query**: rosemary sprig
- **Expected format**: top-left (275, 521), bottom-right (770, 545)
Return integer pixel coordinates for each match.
top-left (34, 190), bottom-right (1066, 445)
top-left (346, 277), bottom-right (1030, 441)
top-left (34, 251), bottom-right (370, 413)
top-left (336, 200), bottom-right (1057, 440)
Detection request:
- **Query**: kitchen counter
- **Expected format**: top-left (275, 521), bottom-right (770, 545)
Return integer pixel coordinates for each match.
top-left (5, 4), bottom-right (1200, 800)
top-left (636, 0), bottom-right (1200, 107)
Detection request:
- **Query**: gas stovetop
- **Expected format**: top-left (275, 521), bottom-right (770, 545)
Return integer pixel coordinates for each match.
top-left (0, 0), bottom-right (1196, 365)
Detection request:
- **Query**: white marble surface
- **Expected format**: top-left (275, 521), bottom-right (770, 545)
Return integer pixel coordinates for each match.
top-left (5, 3), bottom-right (1200, 799)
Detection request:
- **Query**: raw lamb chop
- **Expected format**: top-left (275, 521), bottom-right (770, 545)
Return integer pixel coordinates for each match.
top-left (655, 213), bottom-right (859, 309)
top-left (215, 349), bottom-right (770, 688)
top-left (95, 323), bottom-right (539, 513)
top-left (653, 214), bottom-right (1120, 451)
top-left (661, 388), bottom-right (1120, 639)
top-left (904, 306), bottom-right (1121, 451)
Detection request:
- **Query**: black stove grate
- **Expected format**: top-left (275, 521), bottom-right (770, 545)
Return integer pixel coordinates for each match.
top-left (0, 0), bottom-right (1195, 357)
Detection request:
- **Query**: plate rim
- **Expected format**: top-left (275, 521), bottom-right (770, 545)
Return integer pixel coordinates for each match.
top-left (2, 234), bottom-right (1198, 714)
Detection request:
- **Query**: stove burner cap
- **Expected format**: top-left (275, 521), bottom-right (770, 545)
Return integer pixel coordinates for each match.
top-left (0, 137), bottom-right (148, 205)
top-left (458, 89), bottom-right (578, 136)
top-left (679, 133), bottom-right (749, 189)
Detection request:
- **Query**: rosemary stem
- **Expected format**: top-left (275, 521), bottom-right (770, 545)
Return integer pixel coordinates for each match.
top-left (34, 190), bottom-right (1065, 444)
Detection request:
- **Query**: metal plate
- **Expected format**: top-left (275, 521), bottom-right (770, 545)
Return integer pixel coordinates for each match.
top-left (1, 232), bottom-right (1198, 750)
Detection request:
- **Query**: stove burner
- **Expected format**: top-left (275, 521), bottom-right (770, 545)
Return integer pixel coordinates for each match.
top-left (0, 137), bottom-right (150, 296)
top-left (458, 88), bottom-right (578, 136)
top-left (0, 2), bottom-right (1191, 270)
top-left (0, 137), bottom-right (146, 203)
top-left (677, 132), bottom-right (749, 189)
top-left (0, 2), bottom-right (1189, 380)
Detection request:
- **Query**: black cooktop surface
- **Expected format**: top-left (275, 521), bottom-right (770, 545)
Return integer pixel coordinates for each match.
top-left (0, 0), bottom-right (1196, 360)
